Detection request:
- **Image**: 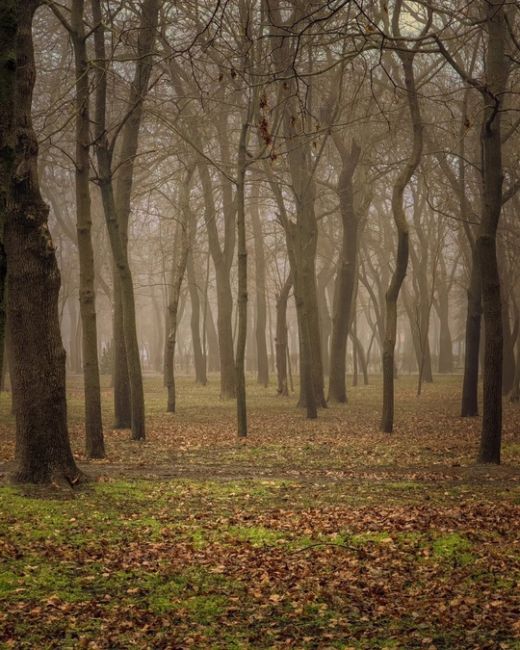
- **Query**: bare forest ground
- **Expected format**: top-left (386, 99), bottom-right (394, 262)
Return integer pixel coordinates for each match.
top-left (0, 374), bottom-right (519, 649)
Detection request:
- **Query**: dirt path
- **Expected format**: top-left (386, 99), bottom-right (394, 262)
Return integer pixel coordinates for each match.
top-left (1, 459), bottom-right (518, 486)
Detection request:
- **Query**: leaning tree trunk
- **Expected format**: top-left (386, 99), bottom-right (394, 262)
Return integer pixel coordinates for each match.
top-left (381, 49), bottom-right (423, 433)
top-left (6, 0), bottom-right (81, 484)
top-left (71, 0), bottom-right (104, 458)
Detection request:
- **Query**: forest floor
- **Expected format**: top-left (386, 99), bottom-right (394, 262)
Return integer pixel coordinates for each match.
top-left (0, 375), bottom-right (519, 649)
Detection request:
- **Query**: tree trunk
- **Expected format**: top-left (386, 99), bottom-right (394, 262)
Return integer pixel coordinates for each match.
top-left (437, 292), bottom-right (454, 373)
top-left (112, 269), bottom-right (131, 427)
top-left (501, 294), bottom-right (515, 395)
top-left (275, 276), bottom-right (292, 397)
top-left (91, 0), bottom-right (159, 440)
top-left (205, 300), bottom-right (220, 373)
top-left (461, 250), bottom-right (481, 416)
top-left (71, 0), bottom-right (104, 458)
top-left (381, 49), bottom-right (423, 433)
top-left (187, 251), bottom-right (207, 385)
top-left (317, 265), bottom-right (332, 378)
top-left (328, 141), bottom-right (361, 403)
top-left (477, 0), bottom-right (508, 464)
top-left (509, 303), bottom-right (520, 402)
top-left (198, 161), bottom-right (235, 397)
top-left (251, 184), bottom-right (269, 387)
top-left (165, 169), bottom-right (193, 412)
top-left (7, 0), bottom-right (81, 484)
top-left (235, 122), bottom-right (249, 437)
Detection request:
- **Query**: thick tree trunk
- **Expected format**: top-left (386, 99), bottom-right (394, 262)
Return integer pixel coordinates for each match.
top-left (501, 295), bottom-right (515, 395)
top-left (477, 0), bottom-right (508, 464)
top-left (7, 1), bottom-right (81, 484)
top-left (0, 0), bottom-right (15, 398)
top-left (71, 0), bottom-right (104, 458)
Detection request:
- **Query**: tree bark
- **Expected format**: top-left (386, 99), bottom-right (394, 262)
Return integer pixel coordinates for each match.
top-left (381, 47), bottom-right (423, 433)
top-left (476, 0), bottom-right (508, 464)
top-left (275, 275), bottom-right (292, 396)
top-left (251, 183), bottom-right (269, 387)
top-left (71, 0), bottom-right (104, 458)
top-left (235, 121), bottom-right (249, 436)
top-left (461, 249), bottom-right (481, 416)
top-left (187, 251), bottom-right (207, 385)
top-left (165, 170), bottom-right (193, 412)
top-left (91, 0), bottom-right (159, 440)
top-left (328, 140), bottom-right (361, 403)
top-left (6, 0), bottom-right (81, 484)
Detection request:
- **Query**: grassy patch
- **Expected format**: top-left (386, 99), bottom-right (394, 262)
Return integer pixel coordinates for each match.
top-left (431, 532), bottom-right (475, 566)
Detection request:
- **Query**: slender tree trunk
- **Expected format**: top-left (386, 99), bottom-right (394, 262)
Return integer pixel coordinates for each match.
top-left (437, 294), bottom-right (454, 373)
top-left (235, 122), bottom-right (249, 437)
top-left (198, 161), bottom-right (236, 397)
top-left (7, 0), bottom-right (81, 484)
top-left (275, 276), bottom-right (292, 397)
top-left (251, 184), bottom-right (269, 387)
top-left (206, 301), bottom-right (220, 373)
top-left (328, 141), bottom-right (361, 403)
top-left (381, 49), bottom-right (423, 433)
top-left (187, 251), bottom-right (207, 385)
top-left (91, 0), bottom-right (158, 440)
top-left (71, 0), bottom-right (104, 458)
top-left (317, 265), bottom-right (332, 378)
top-left (165, 170), bottom-right (193, 412)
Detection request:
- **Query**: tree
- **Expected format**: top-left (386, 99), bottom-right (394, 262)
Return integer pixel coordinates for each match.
top-left (381, 3), bottom-right (426, 433)
top-left (435, 0), bottom-right (511, 463)
top-left (6, 0), bottom-right (81, 484)
top-left (70, 0), bottom-right (104, 458)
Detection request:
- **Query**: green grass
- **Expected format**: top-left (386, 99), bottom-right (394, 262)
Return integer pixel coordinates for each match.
top-left (0, 375), bottom-right (519, 648)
